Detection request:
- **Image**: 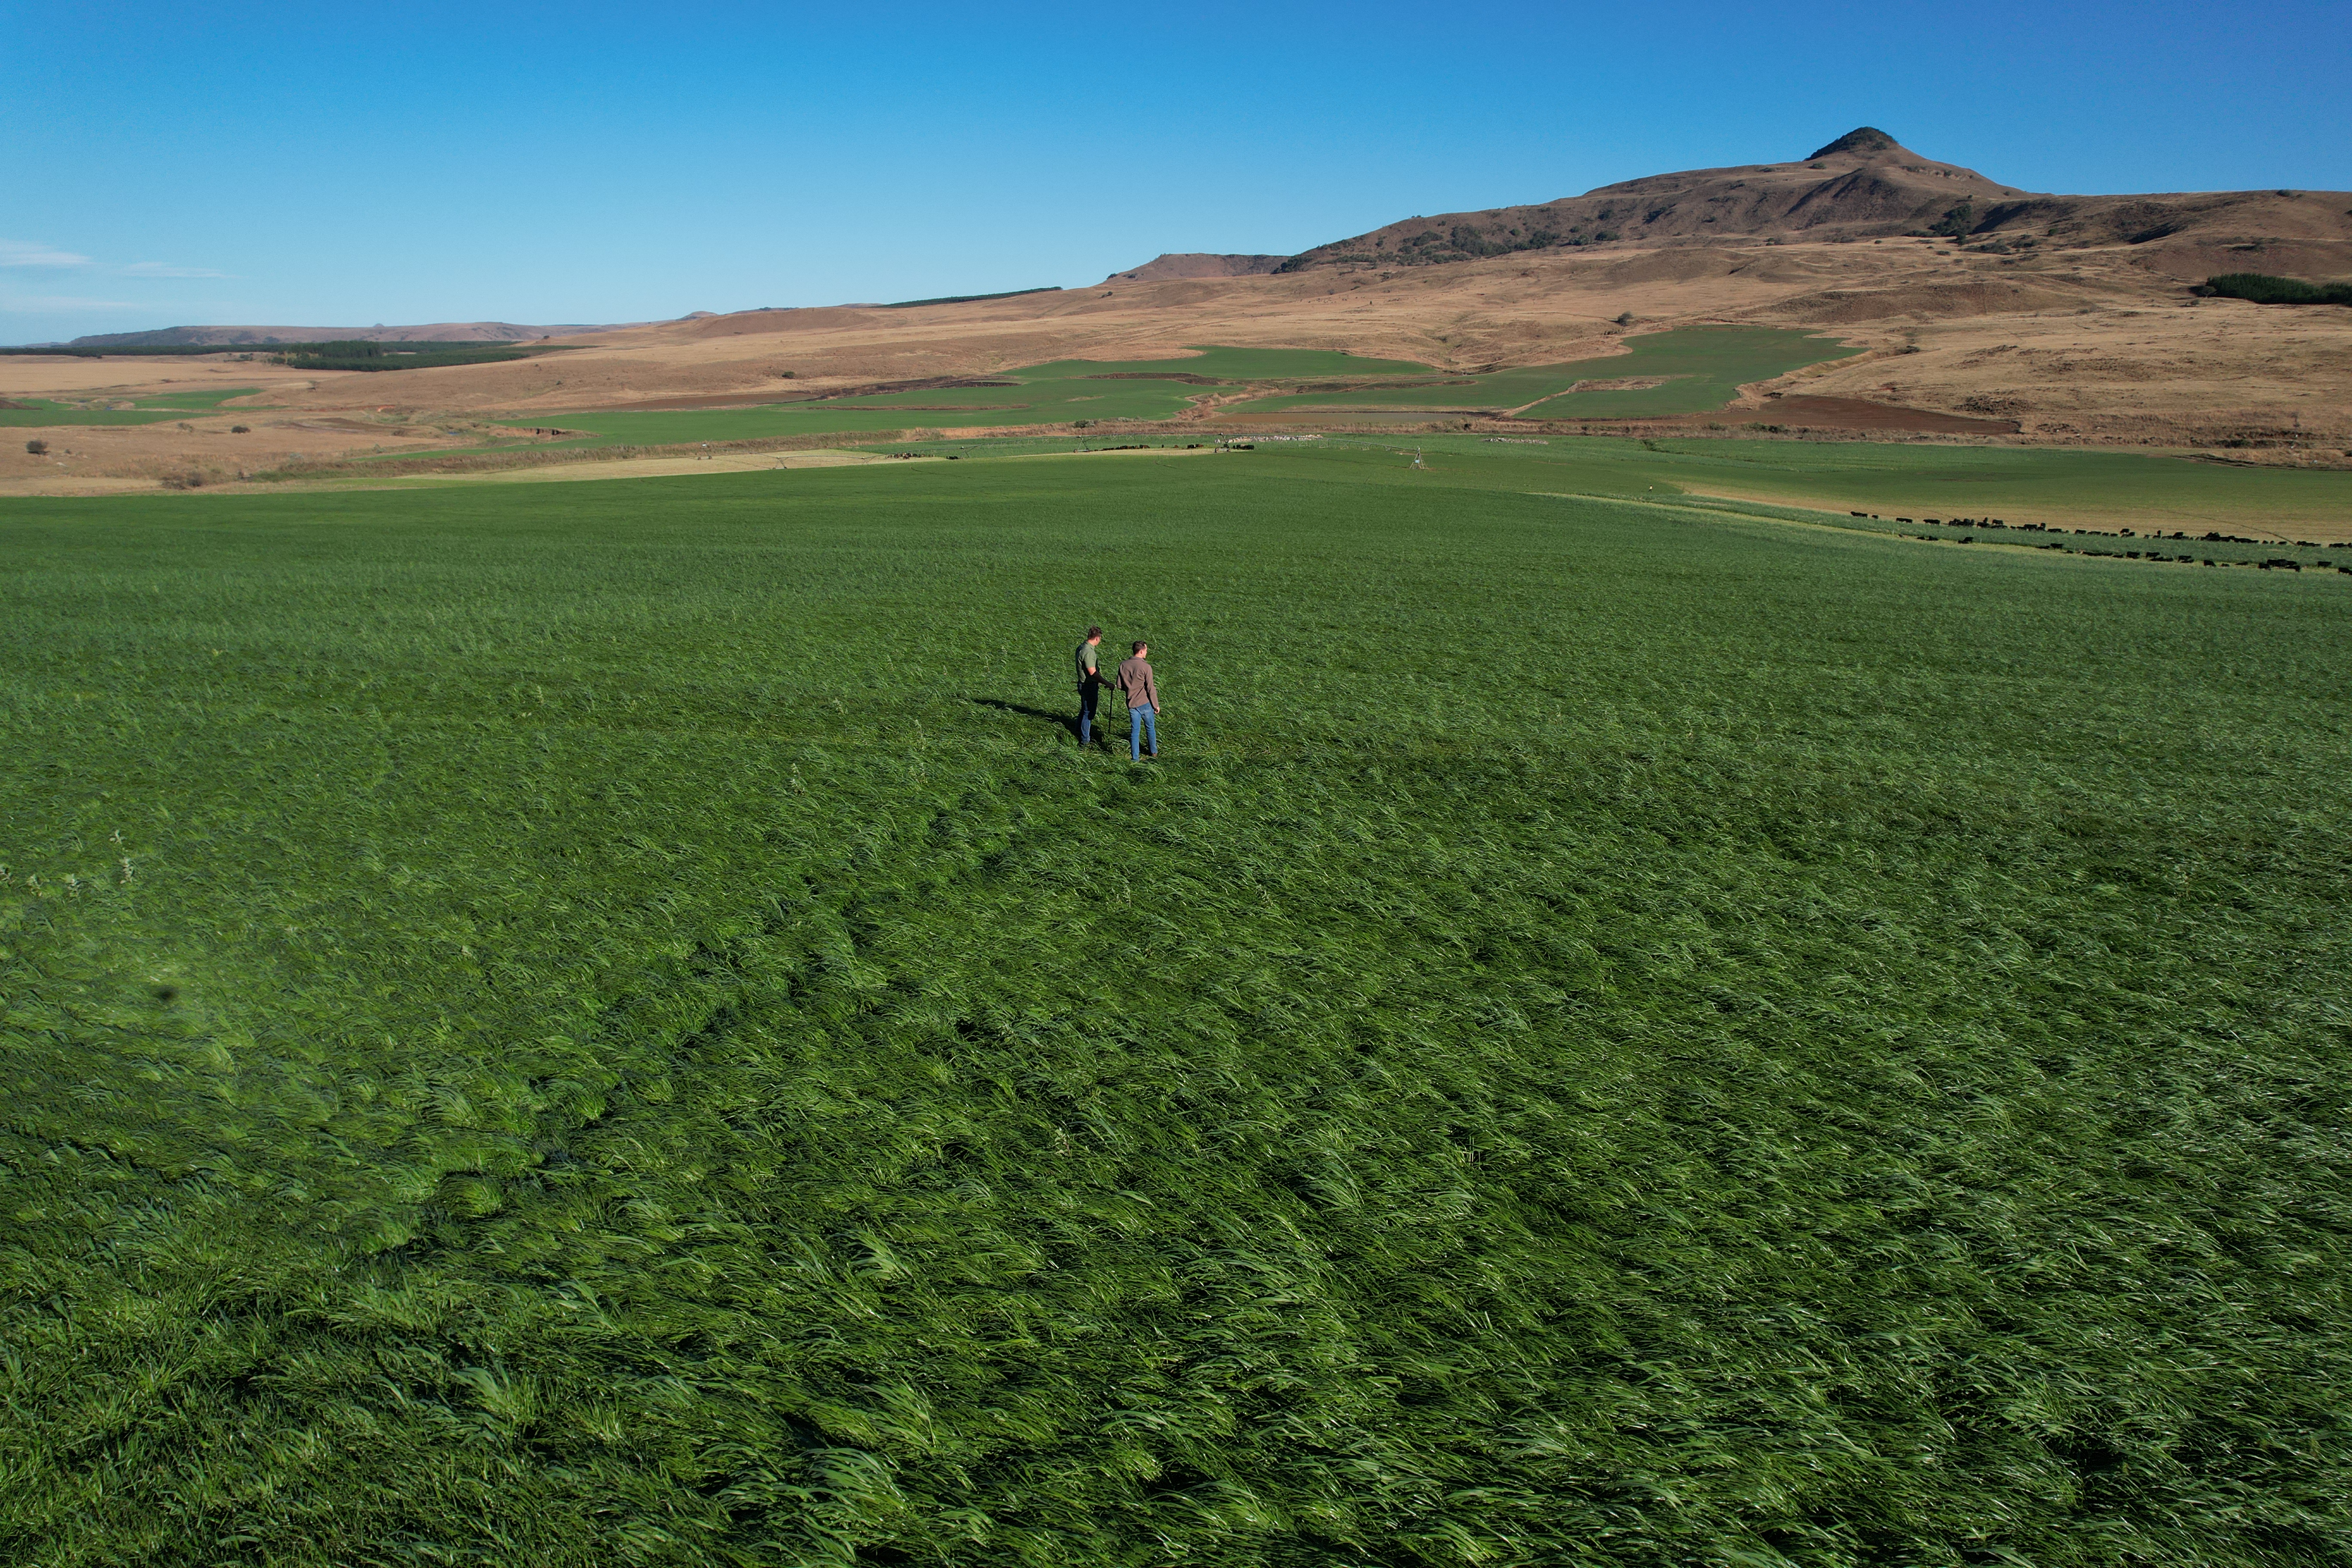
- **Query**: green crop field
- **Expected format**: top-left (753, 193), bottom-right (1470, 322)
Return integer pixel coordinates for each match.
top-left (1267, 433), bottom-right (2352, 537)
top-left (1516, 328), bottom-right (1862, 418)
top-left (463, 336), bottom-right (1854, 452)
top-left (1012, 347), bottom-right (1434, 380)
top-left (487, 348), bottom-right (1439, 447)
top-left (0, 387), bottom-right (263, 428)
top-left (487, 379), bottom-right (1197, 447)
top-left (4, 447), bottom-right (2349, 1566)
top-left (1235, 328), bottom-right (1859, 417)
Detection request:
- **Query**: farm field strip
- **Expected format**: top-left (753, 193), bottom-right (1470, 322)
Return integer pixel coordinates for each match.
top-left (0, 386), bottom-right (267, 427)
top-left (1234, 328), bottom-right (1859, 416)
top-left (44, 417), bottom-right (2352, 543)
top-left (1533, 487), bottom-right (2352, 570)
top-left (482, 332), bottom-right (1859, 449)
top-left (3, 455), bottom-right (2348, 1564)
top-left (340, 446), bottom-right (1217, 489)
top-left (486, 346), bottom-right (1445, 447)
top-left (1006, 346), bottom-right (1435, 380)
top-left (1268, 433), bottom-right (2352, 538)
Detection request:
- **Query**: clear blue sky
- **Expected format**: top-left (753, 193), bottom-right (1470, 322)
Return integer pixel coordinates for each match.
top-left (6, 0), bottom-right (2347, 343)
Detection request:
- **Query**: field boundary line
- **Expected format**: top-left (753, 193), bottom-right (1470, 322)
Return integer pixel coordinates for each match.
top-left (1525, 490), bottom-right (2194, 569)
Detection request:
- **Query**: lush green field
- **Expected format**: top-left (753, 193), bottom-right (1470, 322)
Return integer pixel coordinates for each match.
top-left (487, 401), bottom-right (1048, 445)
top-left (467, 331), bottom-right (1851, 450)
top-left (1237, 328), bottom-right (1859, 416)
top-left (0, 387), bottom-right (263, 427)
top-left (484, 378), bottom-right (1193, 448)
top-left (1017, 346), bottom-right (1433, 380)
top-left (1265, 433), bottom-right (2352, 537)
top-left (1516, 328), bottom-right (1862, 418)
top-left (4, 449), bottom-right (2349, 1565)
top-left (490, 347), bottom-right (1439, 447)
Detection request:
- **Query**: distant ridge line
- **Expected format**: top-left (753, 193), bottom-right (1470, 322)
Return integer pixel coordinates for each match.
top-left (52, 321), bottom-right (637, 348)
top-left (1277, 127), bottom-right (2352, 274)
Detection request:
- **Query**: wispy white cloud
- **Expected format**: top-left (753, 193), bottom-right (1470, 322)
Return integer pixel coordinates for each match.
top-left (0, 239), bottom-right (95, 268)
top-left (0, 239), bottom-right (230, 279)
top-left (0, 293), bottom-right (146, 312)
top-left (115, 261), bottom-right (231, 279)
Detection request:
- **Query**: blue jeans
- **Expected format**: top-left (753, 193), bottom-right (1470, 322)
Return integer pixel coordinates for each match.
top-left (1130, 704), bottom-right (1156, 759)
top-left (1077, 683), bottom-right (1099, 746)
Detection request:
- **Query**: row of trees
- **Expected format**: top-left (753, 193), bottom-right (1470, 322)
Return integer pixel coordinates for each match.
top-left (271, 342), bottom-right (554, 372)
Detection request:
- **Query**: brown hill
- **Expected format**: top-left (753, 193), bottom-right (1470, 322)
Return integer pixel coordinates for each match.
top-left (252, 226), bottom-right (2340, 459)
top-left (1101, 254), bottom-right (1289, 285)
top-left (1281, 128), bottom-right (2352, 285)
top-left (9, 129), bottom-right (2348, 497)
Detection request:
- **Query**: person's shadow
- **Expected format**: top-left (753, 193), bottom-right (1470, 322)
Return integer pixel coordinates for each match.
top-left (965, 695), bottom-right (1087, 744)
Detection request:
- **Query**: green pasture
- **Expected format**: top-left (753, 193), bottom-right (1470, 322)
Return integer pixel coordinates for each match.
top-left (845, 432), bottom-right (2352, 540)
top-left (1237, 327), bottom-right (1859, 416)
top-left (477, 334), bottom-right (1855, 449)
top-left (4, 451), bottom-right (2349, 1565)
top-left (0, 386), bottom-right (263, 428)
top-left (1518, 327), bottom-right (1862, 417)
top-left (492, 377), bottom-right (1198, 447)
top-left (489, 347), bottom-right (1438, 446)
top-left (1012, 346), bottom-right (1433, 380)
top-left (487, 402), bottom-right (1048, 446)
top-left (1313, 432), bottom-right (2352, 536)
top-left (132, 387), bottom-right (264, 411)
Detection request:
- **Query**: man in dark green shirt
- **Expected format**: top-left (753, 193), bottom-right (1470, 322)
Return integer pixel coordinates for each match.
top-left (1074, 626), bottom-right (1106, 748)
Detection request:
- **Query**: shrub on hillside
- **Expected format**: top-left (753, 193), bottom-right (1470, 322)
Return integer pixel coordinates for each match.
top-left (2202, 272), bottom-right (2352, 306)
top-left (25, 439), bottom-right (46, 455)
top-left (1928, 202), bottom-right (1978, 238)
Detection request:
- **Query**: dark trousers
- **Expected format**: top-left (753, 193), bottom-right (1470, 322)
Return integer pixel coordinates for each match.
top-left (1077, 682), bottom-right (1099, 746)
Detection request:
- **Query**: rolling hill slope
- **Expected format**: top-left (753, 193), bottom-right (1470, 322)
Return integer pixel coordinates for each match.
top-left (1281, 127), bottom-right (2352, 286)
top-left (1100, 254), bottom-right (1290, 284)
top-left (6, 129), bottom-right (2348, 491)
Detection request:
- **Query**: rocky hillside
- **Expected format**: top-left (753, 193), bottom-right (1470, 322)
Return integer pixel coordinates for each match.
top-left (1281, 128), bottom-right (2352, 283)
top-left (1099, 254), bottom-right (1289, 285)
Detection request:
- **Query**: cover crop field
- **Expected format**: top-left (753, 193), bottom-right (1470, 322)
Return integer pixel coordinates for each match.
top-left (4, 448), bottom-right (2349, 1565)
top-left (1246, 434), bottom-right (2352, 538)
top-left (490, 348), bottom-right (1440, 448)
top-left (1240, 328), bottom-right (1860, 417)
top-left (0, 387), bottom-right (263, 428)
top-left (479, 334), bottom-right (1856, 452)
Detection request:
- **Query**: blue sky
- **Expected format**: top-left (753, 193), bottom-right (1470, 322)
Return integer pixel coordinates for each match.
top-left (6, 0), bottom-right (2346, 343)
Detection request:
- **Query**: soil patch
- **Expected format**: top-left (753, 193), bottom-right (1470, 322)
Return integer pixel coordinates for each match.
top-left (1749, 396), bottom-right (2021, 433)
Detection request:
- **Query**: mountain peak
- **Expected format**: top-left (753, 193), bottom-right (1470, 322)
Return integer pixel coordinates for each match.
top-left (1809, 127), bottom-right (1901, 159)
top-left (1101, 253), bottom-right (1289, 285)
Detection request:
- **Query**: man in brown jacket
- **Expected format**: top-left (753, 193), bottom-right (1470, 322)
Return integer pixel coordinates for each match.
top-left (1115, 640), bottom-right (1159, 760)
